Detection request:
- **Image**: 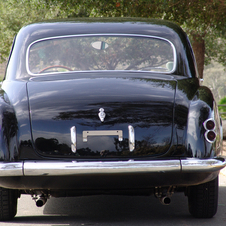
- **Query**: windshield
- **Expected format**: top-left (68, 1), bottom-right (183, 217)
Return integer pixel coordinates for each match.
top-left (27, 35), bottom-right (176, 74)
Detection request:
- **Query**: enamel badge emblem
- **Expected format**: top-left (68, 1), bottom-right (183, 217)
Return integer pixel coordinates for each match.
top-left (98, 108), bottom-right (106, 122)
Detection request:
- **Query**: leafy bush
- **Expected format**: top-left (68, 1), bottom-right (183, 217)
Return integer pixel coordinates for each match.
top-left (219, 97), bottom-right (226, 119)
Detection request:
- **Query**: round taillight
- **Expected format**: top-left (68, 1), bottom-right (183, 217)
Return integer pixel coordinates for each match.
top-left (205, 131), bottom-right (216, 143)
top-left (203, 119), bottom-right (215, 130)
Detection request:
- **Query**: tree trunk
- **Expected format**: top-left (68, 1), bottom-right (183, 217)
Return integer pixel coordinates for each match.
top-left (191, 34), bottom-right (205, 79)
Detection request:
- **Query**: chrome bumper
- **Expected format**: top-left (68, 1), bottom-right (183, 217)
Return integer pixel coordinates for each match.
top-left (0, 158), bottom-right (225, 177)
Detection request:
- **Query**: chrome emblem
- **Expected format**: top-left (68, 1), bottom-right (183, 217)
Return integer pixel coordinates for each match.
top-left (98, 108), bottom-right (106, 122)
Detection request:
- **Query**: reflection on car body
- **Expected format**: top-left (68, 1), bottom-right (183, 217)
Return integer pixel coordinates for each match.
top-left (0, 18), bottom-right (225, 220)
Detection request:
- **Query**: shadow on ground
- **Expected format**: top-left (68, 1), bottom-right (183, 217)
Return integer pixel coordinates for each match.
top-left (11, 186), bottom-right (226, 226)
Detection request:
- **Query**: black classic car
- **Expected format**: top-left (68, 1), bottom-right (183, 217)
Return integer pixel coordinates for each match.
top-left (0, 18), bottom-right (225, 220)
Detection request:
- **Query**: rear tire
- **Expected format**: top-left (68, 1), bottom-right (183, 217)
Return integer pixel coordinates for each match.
top-left (187, 176), bottom-right (218, 218)
top-left (0, 187), bottom-right (18, 221)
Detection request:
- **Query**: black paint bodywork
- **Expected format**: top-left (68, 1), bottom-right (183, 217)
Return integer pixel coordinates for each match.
top-left (0, 18), bottom-right (223, 192)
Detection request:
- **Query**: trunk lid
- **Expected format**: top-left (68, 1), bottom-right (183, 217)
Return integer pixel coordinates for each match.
top-left (27, 74), bottom-right (176, 159)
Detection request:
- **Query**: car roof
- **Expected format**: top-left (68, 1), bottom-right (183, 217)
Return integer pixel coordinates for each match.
top-left (6, 18), bottom-right (198, 79)
top-left (20, 18), bottom-right (183, 43)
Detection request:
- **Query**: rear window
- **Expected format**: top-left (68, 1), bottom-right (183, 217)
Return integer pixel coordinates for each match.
top-left (27, 35), bottom-right (176, 75)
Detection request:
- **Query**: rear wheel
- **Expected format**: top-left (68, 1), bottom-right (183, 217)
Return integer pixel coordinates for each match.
top-left (0, 187), bottom-right (18, 221)
top-left (187, 176), bottom-right (218, 218)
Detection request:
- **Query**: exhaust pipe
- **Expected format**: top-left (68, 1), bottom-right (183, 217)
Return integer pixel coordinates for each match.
top-left (36, 196), bottom-right (47, 207)
top-left (155, 186), bottom-right (175, 205)
top-left (159, 196), bottom-right (171, 205)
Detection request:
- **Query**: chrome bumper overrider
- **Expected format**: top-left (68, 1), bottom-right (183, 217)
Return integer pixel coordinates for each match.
top-left (0, 158), bottom-right (225, 176)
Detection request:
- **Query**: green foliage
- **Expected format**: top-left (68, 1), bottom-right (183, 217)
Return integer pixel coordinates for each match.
top-left (203, 61), bottom-right (226, 102)
top-left (0, 0), bottom-right (61, 62)
top-left (205, 34), bottom-right (226, 68)
top-left (218, 97), bottom-right (226, 119)
top-left (0, 0), bottom-right (226, 74)
top-left (48, 0), bottom-right (226, 71)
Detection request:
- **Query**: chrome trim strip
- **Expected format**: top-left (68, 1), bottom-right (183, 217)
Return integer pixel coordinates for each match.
top-left (0, 158), bottom-right (225, 177)
top-left (83, 130), bottom-right (123, 142)
top-left (24, 160), bottom-right (180, 176)
top-left (181, 158), bottom-right (226, 172)
top-left (26, 33), bottom-right (177, 76)
top-left (128, 125), bottom-right (135, 152)
top-left (70, 126), bottom-right (76, 153)
top-left (0, 162), bottom-right (23, 176)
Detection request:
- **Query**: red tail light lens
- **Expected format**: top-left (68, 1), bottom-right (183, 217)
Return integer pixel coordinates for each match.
top-left (205, 131), bottom-right (216, 142)
top-left (203, 118), bottom-right (216, 143)
top-left (203, 119), bottom-right (215, 130)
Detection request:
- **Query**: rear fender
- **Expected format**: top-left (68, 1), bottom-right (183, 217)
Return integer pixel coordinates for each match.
top-left (0, 90), bottom-right (18, 161)
top-left (187, 86), bottom-right (217, 158)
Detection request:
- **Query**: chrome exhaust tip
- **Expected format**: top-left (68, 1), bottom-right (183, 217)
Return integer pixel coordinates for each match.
top-left (159, 196), bottom-right (171, 205)
top-left (36, 196), bottom-right (47, 207)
